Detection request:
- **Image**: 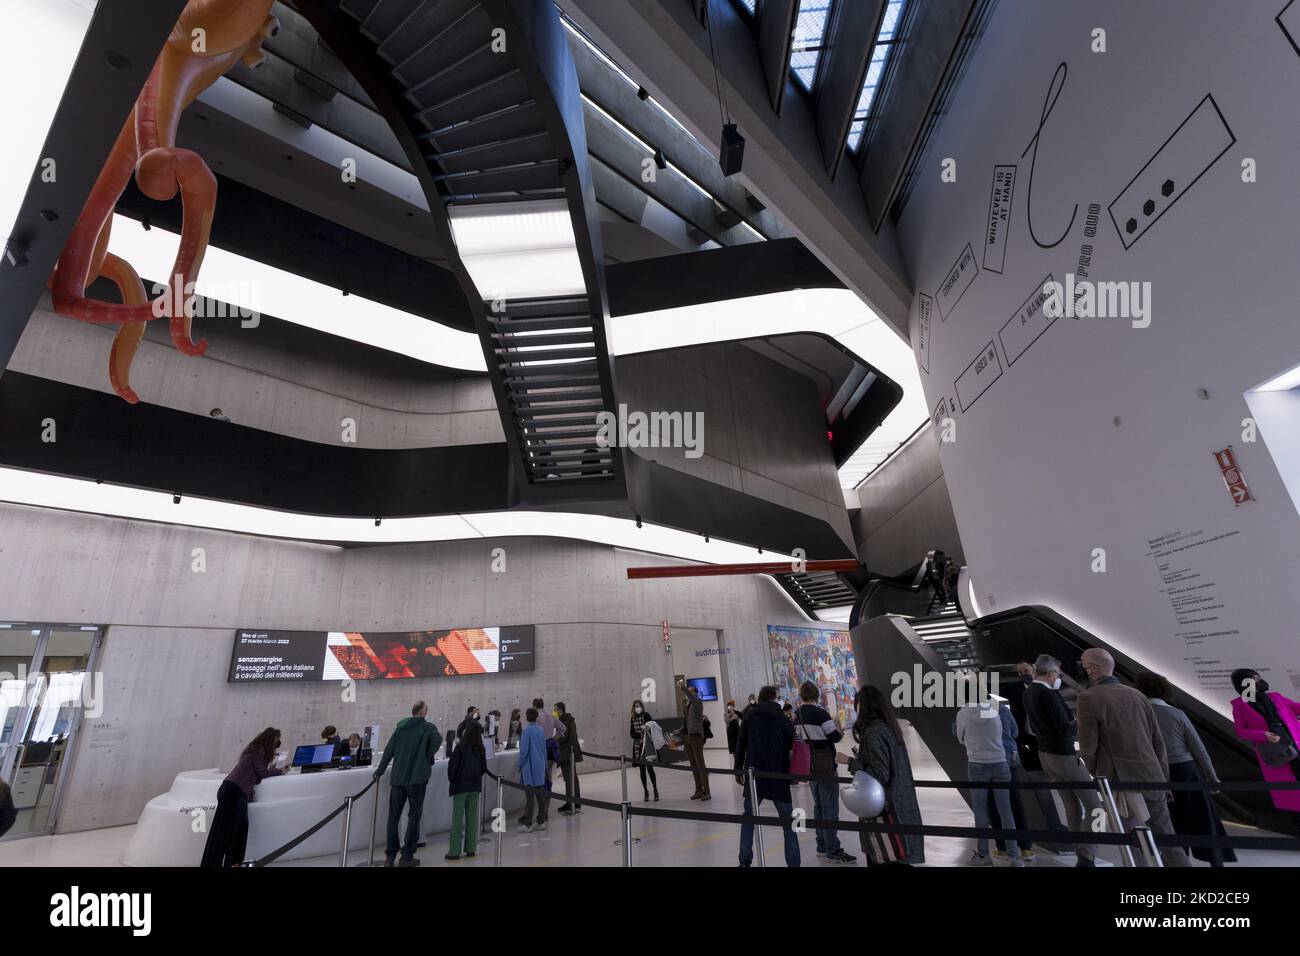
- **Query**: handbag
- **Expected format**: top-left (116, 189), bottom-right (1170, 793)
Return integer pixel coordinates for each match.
top-left (861, 809), bottom-right (907, 865)
top-left (702, 715), bottom-right (714, 740)
top-left (790, 706), bottom-right (813, 777)
top-left (1258, 739), bottom-right (1299, 766)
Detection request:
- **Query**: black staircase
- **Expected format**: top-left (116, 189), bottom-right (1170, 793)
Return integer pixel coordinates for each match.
top-left (316, 0), bottom-right (621, 499)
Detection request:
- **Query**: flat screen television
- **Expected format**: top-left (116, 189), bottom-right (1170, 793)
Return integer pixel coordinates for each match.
top-left (687, 676), bottom-right (718, 701)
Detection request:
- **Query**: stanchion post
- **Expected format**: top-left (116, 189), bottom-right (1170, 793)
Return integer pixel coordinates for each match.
top-left (620, 754), bottom-right (633, 867)
top-left (365, 778), bottom-right (379, 866)
top-left (621, 799), bottom-right (633, 867)
top-left (495, 774), bottom-right (504, 868)
top-left (1133, 826), bottom-right (1164, 867)
top-left (339, 795), bottom-right (353, 868)
top-left (476, 776), bottom-right (485, 839)
top-left (747, 766), bottom-right (765, 868)
top-left (1095, 777), bottom-right (1136, 868)
top-left (569, 748), bottom-right (578, 811)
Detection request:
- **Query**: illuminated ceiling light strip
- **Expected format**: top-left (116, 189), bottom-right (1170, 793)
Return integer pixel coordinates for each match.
top-left (105, 214), bottom-right (486, 371)
top-left (0, 0), bottom-right (96, 245)
top-left (447, 200), bottom-right (586, 301)
top-left (1254, 363), bottom-right (1300, 393)
top-left (0, 467), bottom-right (788, 564)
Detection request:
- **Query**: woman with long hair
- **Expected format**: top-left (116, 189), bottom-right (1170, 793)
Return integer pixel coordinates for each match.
top-left (1137, 672), bottom-right (1234, 866)
top-left (841, 686), bottom-right (924, 865)
top-left (446, 720), bottom-right (487, 860)
top-left (507, 708), bottom-right (523, 749)
top-left (630, 699), bottom-right (660, 801)
top-left (200, 727), bottom-right (284, 867)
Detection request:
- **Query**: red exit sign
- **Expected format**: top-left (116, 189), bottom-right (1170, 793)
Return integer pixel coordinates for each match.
top-left (1214, 447), bottom-right (1254, 506)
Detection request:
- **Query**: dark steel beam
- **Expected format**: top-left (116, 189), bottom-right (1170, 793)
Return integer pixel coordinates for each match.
top-left (859, 0), bottom-right (979, 228)
top-left (0, 0), bottom-right (188, 374)
top-left (813, 0), bottom-right (884, 179)
top-left (756, 0), bottom-right (798, 115)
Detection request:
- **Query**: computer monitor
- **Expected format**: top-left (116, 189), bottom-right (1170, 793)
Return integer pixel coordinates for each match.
top-left (292, 743), bottom-right (336, 768)
top-left (687, 677), bottom-right (718, 701)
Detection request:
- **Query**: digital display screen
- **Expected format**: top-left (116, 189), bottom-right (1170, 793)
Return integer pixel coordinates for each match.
top-left (687, 677), bottom-right (718, 701)
top-left (293, 744), bottom-right (335, 767)
top-left (228, 625), bottom-right (536, 682)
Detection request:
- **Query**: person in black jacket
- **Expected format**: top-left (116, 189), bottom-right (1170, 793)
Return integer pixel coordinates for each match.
top-left (555, 702), bottom-right (583, 814)
top-left (0, 779), bottom-right (16, 838)
top-left (735, 685), bottom-right (800, 867)
top-left (321, 725), bottom-right (348, 759)
top-left (1023, 654), bottom-right (1103, 866)
top-left (457, 706), bottom-right (482, 742)
top-left (629, 700), bottom-right (660, 801)
top-left (446, 721), bottom-right (487, 860)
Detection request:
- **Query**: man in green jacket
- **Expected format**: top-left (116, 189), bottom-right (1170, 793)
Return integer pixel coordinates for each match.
top-left (374, 700), bottom-right (443, 866)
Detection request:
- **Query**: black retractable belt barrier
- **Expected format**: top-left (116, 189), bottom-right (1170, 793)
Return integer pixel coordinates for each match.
top-left (250, 775), bottom-right (379, 867)
top-left (259, 758), bottom-right (1300, 866)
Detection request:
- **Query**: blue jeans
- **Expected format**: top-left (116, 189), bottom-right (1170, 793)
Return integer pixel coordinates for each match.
top-left (968, 761), bottom-right (1019, 856)
top-left (386, 782), bottom-right (426, 861)
top-left (810, 779), bottom-right (842, 854)
top-left (739, 789), bottom-right (800, 867)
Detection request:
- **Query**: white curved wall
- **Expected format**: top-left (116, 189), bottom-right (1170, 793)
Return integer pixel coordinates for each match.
top-left (895, 0), bottom-right (1300, 714)
top-left (0, 501), bottom-right (806, 833)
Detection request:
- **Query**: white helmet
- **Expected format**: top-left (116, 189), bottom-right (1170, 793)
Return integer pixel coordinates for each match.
top-left (840, 771), bottom-right (886, 819)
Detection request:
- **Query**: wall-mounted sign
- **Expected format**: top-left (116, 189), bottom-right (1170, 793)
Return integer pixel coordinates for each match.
top-left (1213, 447), bottom-right (1254, 506)
top-left (228, 625), bottom-right (536, 682)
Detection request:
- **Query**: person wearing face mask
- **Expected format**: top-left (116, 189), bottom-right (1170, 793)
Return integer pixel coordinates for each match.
top-left (724, 699), bottom-right (743, 754)
top-left (457, 706), bottom-right (482, 743)
top-left (629, 700), bottom-right (660, 801)
top-left (1022, 654), bottom-right (1104, 866)
top-left (1231, 668), bottom-right (1300, 816)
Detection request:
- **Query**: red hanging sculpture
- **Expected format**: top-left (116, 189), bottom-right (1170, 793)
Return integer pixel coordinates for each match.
top-left (49, 0), bottom-right (278, 403)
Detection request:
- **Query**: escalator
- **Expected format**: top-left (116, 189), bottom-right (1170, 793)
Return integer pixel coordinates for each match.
top-left (849, 571), bottom-right (1297, 836)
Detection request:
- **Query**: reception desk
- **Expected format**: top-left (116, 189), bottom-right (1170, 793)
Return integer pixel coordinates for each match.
top-left (124, 750), bottom-right (527, 866)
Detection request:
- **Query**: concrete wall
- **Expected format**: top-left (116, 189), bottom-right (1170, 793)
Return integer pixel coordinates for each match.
top-left (895, 0), bottom-right (1300, 711)
top-left (0, 501), bottom-right (808, 832)
top-left (852, 423), bottom-right (964, 575)
top-left (618, 341), bottom-right (853, 547)
top-left (10, 297), bottom-right (503, 449)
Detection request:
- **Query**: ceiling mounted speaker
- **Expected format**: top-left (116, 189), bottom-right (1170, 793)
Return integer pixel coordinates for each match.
top-left (719, 123), bottom-right (745, 177)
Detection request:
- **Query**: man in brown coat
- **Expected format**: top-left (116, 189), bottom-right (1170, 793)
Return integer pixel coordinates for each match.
top-left (1077, 648), bottom-right (1190, 866)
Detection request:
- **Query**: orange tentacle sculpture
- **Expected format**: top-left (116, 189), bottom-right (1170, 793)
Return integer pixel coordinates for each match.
top-left (49, 0), bottom-right (277, 402)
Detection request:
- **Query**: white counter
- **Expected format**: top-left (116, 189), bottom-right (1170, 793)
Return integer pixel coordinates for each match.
top-left (124, 750), bottom-right (527, 866)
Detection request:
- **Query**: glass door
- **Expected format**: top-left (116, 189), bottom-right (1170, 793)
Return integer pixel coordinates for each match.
top-left (0, 624), bottom-right (42, 784)
top-left (0, 623), bottom-right (102, 839)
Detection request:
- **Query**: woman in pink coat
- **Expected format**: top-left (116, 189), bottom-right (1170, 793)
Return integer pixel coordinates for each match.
top-left (1230, 669), bottom-right (1300, 813)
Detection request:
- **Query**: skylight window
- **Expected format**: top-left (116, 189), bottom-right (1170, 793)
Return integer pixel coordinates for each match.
top-left (847, 0), bottom-right (906, 151)
top-left (790, 0), bottom-right (833, 91)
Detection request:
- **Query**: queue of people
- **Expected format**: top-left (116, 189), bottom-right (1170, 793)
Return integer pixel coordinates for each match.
top-left (199, 654), bottom-right (1294, 869)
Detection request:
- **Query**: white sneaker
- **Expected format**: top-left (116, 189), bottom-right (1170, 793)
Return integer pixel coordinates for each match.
top-left (516, 824), bottom-right (533, 833)
top-left (967, 851), bottom-right (992, 867)
top-left (535, 822), bottom-right (547, 831)
top-left (1009, 856), bottom-right (1026, 868)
